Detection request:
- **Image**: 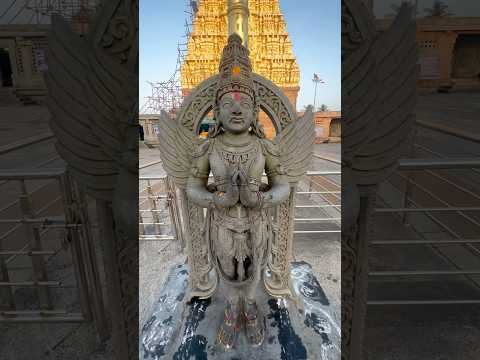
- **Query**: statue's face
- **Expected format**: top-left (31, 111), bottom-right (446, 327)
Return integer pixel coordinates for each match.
top-left (218, 92), bottom-right (255, 134)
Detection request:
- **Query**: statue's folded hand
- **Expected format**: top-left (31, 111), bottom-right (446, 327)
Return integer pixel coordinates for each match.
top-left (236, 170), bottom-right (261, 208)
top-left (213, 172), bottom-right (239, 208)
top-left (239, 188), bottom-right (261, 208)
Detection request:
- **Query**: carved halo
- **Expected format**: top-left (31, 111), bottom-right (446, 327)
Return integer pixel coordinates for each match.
top-left (175, 73), bottom-right (297, 134)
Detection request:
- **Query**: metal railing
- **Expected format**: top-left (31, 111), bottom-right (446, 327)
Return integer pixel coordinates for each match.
top-left (138, 170), bottom-right (341, 243)
top-left (0, 168), bottom-right (106, 333)
top-left (370, 122), bottom-right (480, 305)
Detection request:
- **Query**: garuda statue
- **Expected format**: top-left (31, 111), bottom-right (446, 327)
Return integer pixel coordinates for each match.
top-left (157, 34), bottom-right (315, 350)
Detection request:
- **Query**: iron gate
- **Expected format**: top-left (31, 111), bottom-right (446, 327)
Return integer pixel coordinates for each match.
top-left (0, 168), bottom-right (106, 336)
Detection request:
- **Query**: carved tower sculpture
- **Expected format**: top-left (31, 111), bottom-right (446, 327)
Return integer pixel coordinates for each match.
top-left (180, 0), bottom-right (300, 138)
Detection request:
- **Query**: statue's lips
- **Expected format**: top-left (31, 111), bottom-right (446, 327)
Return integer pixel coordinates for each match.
top-left (230, 117), bottom-right (244, 124)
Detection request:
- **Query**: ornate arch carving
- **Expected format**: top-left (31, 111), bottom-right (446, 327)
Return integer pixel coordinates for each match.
top-left (175, 73), bottom-right (296, 134)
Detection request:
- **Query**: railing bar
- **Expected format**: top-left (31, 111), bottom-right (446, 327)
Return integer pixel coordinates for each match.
top-left (297, 191), bottom-right (341, 194)
top-left (0, 224), bottom-right (23, 241)
top-left (139, 195), bottom-right (169, 199)
top-left (0, 310), bottom-right (68, 315)
top-left (0, 251), bottom-right (56, 256)
top-left (295, 205), bottom-right (341, 208)
top-left (0, 281), bottom-right (61, 286)
top-left (313, 153), bottom-right (341, 165)
top-left (0, 217), bottom-right (67, 224)
top-left (0, 181), bottom-right (56, 215)
top-left (394, 190), bottom-right (480, 294)
top-left (398, 158), bottom-right (480, 170)
top-left (139, 223), bottom-right (168, 226)
top-left (0, 315), bottom-right (85, 323)
top-left (0, 168), bottom-right (65, 180)
top-left (368, 300), bottom-right (480, 305)
top-left (311, 173), bottom-right (341, 189)
top-left (139, 172), bottom-right (341, 180)
top-left (303, 176), bottom-right (341, 218)
top-left (34, 196), bottom-right (62, 217)
top-left (294, 218), bottom-right (341, 221)
top-left (416, 119), bottom-right (480, 143)
top-left (390, 172), bottom-right (480, 285)
top-left (397, 172), bottom-right (480, 230)
top-left (0, 155), bottom-right (61, 188)
top-left (375, 207), bottom-right (480, 213)
top-left (426, 169), bottom-right (480, 202)
top-left (294, 230), bottom-right (341, 234)
top-left (369, 270), bottom-right (480, 276)
top-left (139, 159), bottom-right (163, 169)
top-left (371, 239), bottom-right (480, 245)
top-left (415, 144), bottom-right (480, 176)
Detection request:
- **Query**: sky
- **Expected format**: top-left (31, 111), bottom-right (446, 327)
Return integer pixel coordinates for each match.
top-left (139, 0), bottom-right (341, 111)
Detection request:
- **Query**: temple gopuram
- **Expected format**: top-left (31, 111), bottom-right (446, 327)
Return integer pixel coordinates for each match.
top-left (180, 0), bottom-right (300, 138)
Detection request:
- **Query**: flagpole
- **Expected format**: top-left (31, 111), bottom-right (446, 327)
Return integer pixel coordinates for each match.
top-left (312, 74), bottom-right (324, 112)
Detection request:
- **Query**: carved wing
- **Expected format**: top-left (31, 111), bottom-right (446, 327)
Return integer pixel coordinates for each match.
top-left (274, 106), bottom-right (316, 183)
top-left (45, 16), bottom-right (118, 201)
top-left (345, 4), bottom-right (417, 185)
top-left (157, 111), bottom-right (198, 188)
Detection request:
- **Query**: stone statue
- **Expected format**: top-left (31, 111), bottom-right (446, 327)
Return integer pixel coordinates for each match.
top-left (341, 1), bottom-right (416, 358)
top-left (157, 34), bottom-right (315, 351)
top-left (44, 1), bottom-right (139, 360)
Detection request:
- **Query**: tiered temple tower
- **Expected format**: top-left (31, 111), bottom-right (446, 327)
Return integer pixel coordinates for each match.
top-left (180, 0), bottom-right (300, 138)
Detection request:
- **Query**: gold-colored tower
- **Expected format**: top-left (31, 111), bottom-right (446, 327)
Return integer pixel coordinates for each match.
top-left (181, 0), bottom-right (300, 112)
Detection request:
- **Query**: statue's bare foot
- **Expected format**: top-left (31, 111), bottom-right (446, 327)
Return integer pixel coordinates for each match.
top-left (217, 302), bottom-right (242, 350)
top-left (244, 301), bottom-right (264, 346)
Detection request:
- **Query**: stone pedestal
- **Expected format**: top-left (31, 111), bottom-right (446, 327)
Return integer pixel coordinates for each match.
top-left (141, 262), bottom-right (340, 360)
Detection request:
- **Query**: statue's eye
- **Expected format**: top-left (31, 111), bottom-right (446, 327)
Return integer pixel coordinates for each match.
top-left (241, 102), bottom-right (251, 107)
top-left (223, 102), bottom-right (232, 108)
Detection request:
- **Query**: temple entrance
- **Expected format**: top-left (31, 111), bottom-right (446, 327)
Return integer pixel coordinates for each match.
top-left (198, 114), bottom-right (215, 138)
top-left (0, 48), bottom-right (13, 87)
top-left (259, 110), bottom-right (277, 140)
top-left (452, 34), bottom-right (480, 79)
top-left (329, 118), bottom-right (341, 138)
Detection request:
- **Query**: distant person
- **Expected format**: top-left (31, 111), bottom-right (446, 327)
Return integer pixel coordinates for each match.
top-left (139, 124), bottom-right (144, 141)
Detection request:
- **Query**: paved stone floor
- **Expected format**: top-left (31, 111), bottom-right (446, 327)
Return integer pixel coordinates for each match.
top-left (364, 91), bottom-right (480, 360)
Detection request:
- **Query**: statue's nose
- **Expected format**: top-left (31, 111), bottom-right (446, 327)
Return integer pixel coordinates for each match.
top-left (232, 102), bottom-right (242, 115)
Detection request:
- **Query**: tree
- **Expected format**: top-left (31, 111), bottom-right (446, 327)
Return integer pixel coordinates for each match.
top-left (319, 104), bottom-right (329, 112)
top-left (424, 1), bottom-right (454, 17)
top-left (386, 1), bottom-right (415, 18)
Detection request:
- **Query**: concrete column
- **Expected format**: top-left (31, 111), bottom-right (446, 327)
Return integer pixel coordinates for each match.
top-left (438, 31), bottom-right (458, 87)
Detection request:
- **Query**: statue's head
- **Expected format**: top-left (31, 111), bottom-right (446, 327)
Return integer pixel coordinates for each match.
top-left (210, 34), bottom-right (265, 138)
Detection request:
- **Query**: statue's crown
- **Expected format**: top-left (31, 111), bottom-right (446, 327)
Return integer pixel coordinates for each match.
top-left (216, 34), bottom-right (255, 102)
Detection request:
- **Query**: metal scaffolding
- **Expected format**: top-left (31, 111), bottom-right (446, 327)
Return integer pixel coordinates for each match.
top-left (140, 0), bottom-right (198, 115)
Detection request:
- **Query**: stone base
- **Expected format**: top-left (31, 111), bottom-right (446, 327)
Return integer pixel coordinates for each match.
top-left (141, 262), bottom-right (340, 360)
